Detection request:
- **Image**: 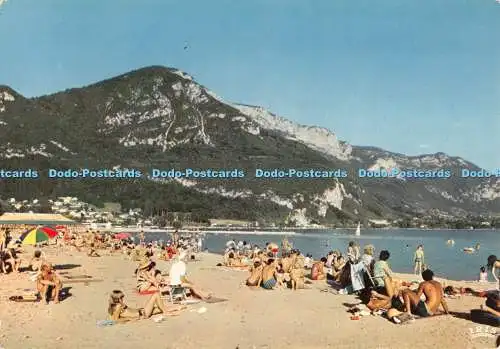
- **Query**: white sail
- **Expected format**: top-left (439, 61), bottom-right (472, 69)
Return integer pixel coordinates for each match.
top-left (355, 222), bottom-right (361, 236)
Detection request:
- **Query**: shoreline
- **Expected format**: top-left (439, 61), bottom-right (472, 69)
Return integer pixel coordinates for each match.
top-left (108, 227), bottom-right (499, 234)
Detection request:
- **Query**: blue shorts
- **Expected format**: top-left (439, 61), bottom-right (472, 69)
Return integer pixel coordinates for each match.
top-left (414, 301), bottom-right (431, 317)
top-left (261, 278), bottom-right (276, 290)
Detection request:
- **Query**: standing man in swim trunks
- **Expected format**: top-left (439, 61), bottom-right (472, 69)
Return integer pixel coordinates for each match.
top-left (261, 258), bottom-right (278, 290)
top-left (401, 269), bottom-right (449, 317)
top-left (413, 245), bottom-right (425, 275)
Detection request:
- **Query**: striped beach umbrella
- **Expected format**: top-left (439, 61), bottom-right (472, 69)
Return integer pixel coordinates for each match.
top-left (20, 229), bottom-right (50, 245)
top-left (20, 226), bottom-right (58, 245)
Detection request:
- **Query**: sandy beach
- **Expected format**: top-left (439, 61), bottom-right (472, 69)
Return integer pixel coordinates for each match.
top-left (0, 246), bottom-right (497, 349)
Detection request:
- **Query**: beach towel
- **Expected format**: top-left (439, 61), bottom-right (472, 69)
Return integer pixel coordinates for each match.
top-left (138, 290), bottom-right (157, 295)
top-left (9, 295), bottom-right (39, 302)
top-left (350, 262), bottom-right (366, 292)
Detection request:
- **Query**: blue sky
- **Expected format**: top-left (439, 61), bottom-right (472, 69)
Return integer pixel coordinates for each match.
top-left (0, 0), bottom-right (498, 169)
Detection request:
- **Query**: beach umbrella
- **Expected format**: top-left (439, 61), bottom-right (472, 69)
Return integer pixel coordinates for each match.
top-left (39, 226), bottom-right (59, 238)
top-left (114, 232), bottom-right (131, 240)
top-left (19, 226), bottom-right (58, 241)
top-left (20, 228), bottom-right (51, 245)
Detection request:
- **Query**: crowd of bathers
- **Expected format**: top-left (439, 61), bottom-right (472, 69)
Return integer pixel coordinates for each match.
top-left (224, 237), bottom-right (499, 326)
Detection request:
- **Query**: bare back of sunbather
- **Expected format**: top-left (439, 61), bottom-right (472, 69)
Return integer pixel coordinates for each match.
top-left (247, 264), bottom-right (263, 286)
top-left (421, 280), bottom-right (445, 313)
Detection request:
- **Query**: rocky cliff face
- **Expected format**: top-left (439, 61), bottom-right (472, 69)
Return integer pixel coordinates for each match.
top-left (0, 66), bottom-right (497, 223)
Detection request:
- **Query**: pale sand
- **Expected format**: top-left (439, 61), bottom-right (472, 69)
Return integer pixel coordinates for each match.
top-left (0, 247), bottom-right (497, 349)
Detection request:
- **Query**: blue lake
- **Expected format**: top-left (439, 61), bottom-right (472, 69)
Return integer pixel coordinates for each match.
top-left (145, 228), bottom-right (500, 281)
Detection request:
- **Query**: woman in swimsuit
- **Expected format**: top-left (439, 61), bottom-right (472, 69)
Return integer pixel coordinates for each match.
top-left (136, 260), bottom-right (159, 292)
top-left (108, 290), bottom-right (185, 321)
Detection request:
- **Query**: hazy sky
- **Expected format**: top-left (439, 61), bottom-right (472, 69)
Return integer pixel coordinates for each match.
top-left (0, 0), bottom-right (498, 169)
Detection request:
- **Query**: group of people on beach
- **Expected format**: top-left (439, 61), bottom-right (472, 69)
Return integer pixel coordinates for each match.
top-left (0, 227), bottom-right (64, 304)
top-left (107, 231), bottom-right (215, 322)
top-left (222, 236), bottom-right (499, 326)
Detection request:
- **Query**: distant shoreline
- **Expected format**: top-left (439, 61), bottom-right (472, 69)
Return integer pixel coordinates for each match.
top-left (108, 226), bottom-right (499, 234)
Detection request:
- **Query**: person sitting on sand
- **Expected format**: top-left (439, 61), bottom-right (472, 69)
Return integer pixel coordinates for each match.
top-left (37, 263), bottom-right (63, 304)
top-left (225, 252), bottom-right (246, 267)
top-left (331, 253), bottom-right (346, 282)
top-left (280, 253), bottom-right (294, 274)
top-left (373, 250), bottom-right (401, 299)
top-left (310, 257), bottom-right (327, 281)
top-left (246, 260), bottom-right (264, 287)
top-left (289, 250), bottom-right (306, 290)
top-left (136, 259), bottom-right (159, 293)
top-left (2, 248), bottom-right (21, 273)
top-left (479, 266), bottom-right (488, 282)
top-left (87, 243), bottom-right (100, 257)
top-left (260, 257), bottom-right (279, 290)
top-left (108, 290), bottom-right (185, 321)
top-left (347, 241), bottom-right (360, 263)
top-left (29, 250), bottom-right (46, 271)
top-left (387, 269), bottom-right (449, 323)
top-left (361, 245), bottom-right (375, 271)
top-left (169, 251), bottom-right (212, 300)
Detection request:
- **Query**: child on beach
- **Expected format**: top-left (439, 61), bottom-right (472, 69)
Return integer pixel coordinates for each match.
top-left (479, 266), bottom-right (488, 282)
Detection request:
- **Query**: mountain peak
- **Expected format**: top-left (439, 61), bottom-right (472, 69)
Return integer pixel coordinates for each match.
top-left (0, 85), bottom-right (20, 112)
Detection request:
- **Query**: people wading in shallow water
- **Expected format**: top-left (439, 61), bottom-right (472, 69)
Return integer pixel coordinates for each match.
top-left (414, 245), bottom-right (425, 275)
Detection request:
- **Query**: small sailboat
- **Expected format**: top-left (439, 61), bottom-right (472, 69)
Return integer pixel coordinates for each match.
top-left (355, 222), bottom-right (361, 236)
top-left (446, 239), bottom-right (455, 245)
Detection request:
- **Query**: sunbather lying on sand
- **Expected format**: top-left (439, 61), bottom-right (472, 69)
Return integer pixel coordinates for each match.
top-left (108, 290), bottom-right (185, 321)
top-left (37, 263), bottom-right (63, 304)
top-left (386, 269), bottom-right (449, 323)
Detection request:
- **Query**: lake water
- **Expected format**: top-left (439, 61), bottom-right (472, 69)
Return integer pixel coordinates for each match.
top-left (145, 229), bottom-right (500, 281)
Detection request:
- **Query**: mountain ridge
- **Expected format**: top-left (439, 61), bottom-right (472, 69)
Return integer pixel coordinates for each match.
top-left (0, 65), bottom-right (497, 224)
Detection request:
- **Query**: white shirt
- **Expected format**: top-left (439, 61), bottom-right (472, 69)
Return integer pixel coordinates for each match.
top-left (169, 260), bottom-right (187, 285)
